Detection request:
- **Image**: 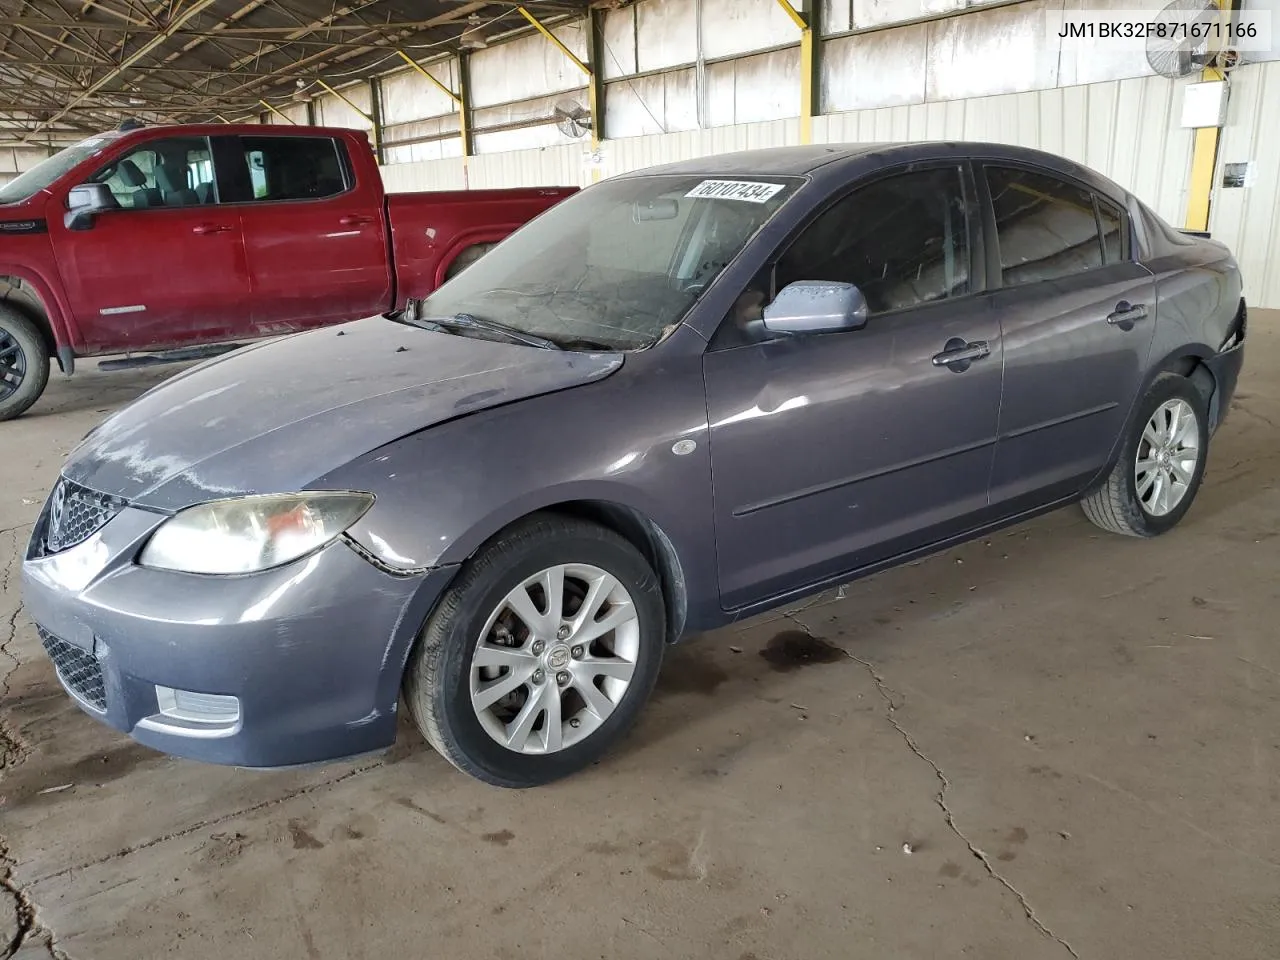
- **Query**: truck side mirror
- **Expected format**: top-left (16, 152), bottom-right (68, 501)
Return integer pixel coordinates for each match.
top-left (64, 183), bottom-right (115, 231)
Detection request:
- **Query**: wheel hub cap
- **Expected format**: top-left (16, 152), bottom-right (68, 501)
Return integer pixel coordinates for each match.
top-left (544, 644), bottom-right (571, 671)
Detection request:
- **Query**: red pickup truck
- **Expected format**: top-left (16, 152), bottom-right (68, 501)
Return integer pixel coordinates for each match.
top-left (0, 123), bottom-right (576, 420)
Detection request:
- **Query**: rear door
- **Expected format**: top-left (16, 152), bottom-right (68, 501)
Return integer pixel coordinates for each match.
top-left (704, 163), bottom-right (1004, 610)
top-left (51, 135), bottom-right (252, 352)
top-left (980, 163), bottom-right (1157, 510)
top-left (215, 134), bottom-right (391, 333)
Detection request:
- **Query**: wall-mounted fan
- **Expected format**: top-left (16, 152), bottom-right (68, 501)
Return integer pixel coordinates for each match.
top-left (553, 99), bottom-right (592, 139)
top-left (1146, 0), bottom-right (1235, 78)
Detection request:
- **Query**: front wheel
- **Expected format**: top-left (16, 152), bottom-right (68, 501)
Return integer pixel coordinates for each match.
top-left (403, 514), bottom-right (665, 787)
top-left (0, 304), bottom-right (50, 421)
top-left (1081, 373), bottom-right (1209, 537)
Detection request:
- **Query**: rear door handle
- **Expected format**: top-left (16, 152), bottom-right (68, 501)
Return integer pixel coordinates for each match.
top-left (192, 223), bottom-right (233, 235)
top-left (1107, 301), bottom-right (1149, 325)
top-left (339, 214), bottom-right (375, 226)
top-left (932, 339), bottom-right (991, 368)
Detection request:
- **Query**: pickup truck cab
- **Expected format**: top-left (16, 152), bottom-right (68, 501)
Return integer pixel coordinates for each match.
top-left (0, 123), bottom-right (576, 420)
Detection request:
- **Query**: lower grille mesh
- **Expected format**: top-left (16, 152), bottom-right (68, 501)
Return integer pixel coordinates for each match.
top-left (37, 627), bottom-right (106, 712)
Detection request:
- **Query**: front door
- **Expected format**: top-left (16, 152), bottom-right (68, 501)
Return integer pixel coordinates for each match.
top-left (704, 165), bottom-right (1004, 611)
top-left (51, 135), bottom-right (252, 353)
top-left (980, 163), bottom-right (1158, 509)
top-left (216, 134), bottom-right (392, 334)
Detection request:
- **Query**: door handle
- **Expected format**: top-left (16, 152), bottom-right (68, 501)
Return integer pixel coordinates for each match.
top-left (339, 214), bottom-right (375, 226)
top-left (932, 339), bottom-right (991, 368)
top-left (1107, 301), bottom-right (1149, 325)
top-left (192, 223), bottom-right (233, 235)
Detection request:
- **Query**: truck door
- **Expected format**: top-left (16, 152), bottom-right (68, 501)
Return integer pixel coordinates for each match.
top-left (50, 135), bottom-right (253, 352)
top-left (214, 134), bottom-right (392, 333)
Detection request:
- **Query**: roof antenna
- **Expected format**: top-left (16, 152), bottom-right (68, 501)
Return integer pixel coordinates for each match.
top-left (117, 117), bottom-right (144, 132)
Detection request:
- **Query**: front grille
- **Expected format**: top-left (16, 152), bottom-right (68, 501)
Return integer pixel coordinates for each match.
top-left (44, 478), bottom-right (125, 553)
top-left (37, 627), bottom-right (106, 712)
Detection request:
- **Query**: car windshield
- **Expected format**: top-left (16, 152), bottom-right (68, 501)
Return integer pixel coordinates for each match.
top-left (0, 133), bottom-right (121, 205)
top-left (414, 174), bottom-right (801, 350)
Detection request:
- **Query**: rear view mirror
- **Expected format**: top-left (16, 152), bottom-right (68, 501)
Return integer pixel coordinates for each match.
top-left (761, 281), bottom-right (869, 336)
top-left (64, 183), bottom-right (115, 231)
top-left (633, 198), bottom-right (679, 222)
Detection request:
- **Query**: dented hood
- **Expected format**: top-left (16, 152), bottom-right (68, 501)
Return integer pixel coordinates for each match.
top-left (63, 315), bottom-right (622, 511)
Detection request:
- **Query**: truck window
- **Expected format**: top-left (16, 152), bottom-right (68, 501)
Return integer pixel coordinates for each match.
top-left (88, 136), bottom-right (216, 209)
top-left (235, 137), bottom-right (348, 203)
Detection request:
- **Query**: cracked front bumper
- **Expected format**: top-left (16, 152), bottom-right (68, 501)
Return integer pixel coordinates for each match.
top-left (21, 504), bottom-right (455, 768)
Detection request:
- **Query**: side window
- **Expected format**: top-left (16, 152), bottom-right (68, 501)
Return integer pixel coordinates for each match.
top-left (89, 137), bottom-right (216, 209)
top-left (986, 166), bottom-right (1104, 286)
top-left (236, 137), bottom-right (348, 202)
top-left (774, 166), bottom-right (970, 315)
top-left (1096, 196), bottom-right (1125, 264)
top-left (444, 242), bottom-right (499, 281)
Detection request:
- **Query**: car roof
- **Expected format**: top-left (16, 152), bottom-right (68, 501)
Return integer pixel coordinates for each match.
top-left (619, 140), bottom-right (1117, 181)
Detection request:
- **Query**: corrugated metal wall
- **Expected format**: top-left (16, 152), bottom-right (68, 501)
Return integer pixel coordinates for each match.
top-left (377, 72), bottom-right (1196, 227)
top-left (1208, 60), bottom-right (1280, 309)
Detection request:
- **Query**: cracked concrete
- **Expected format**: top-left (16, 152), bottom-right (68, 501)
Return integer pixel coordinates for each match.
top-left (2, 320), bottom-right (1280, 959)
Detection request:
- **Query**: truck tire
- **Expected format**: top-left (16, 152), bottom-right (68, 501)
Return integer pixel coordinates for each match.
top-left (0, 304), bottom-right (50, 421)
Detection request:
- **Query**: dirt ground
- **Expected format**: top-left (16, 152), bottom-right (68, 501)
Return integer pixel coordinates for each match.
top-left (3, 315), bottom-right (1279, 960)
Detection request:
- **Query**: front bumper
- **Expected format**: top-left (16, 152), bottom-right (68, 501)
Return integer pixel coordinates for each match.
top-left (22, 503), bottom-right (456, 768)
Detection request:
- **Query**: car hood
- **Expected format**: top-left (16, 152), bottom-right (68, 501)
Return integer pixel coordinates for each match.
top-left (63, 315), bottom-right (623, 511)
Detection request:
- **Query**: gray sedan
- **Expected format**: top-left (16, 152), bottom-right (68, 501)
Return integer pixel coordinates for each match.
top-left (22, 142), bottom-right (1246, 787)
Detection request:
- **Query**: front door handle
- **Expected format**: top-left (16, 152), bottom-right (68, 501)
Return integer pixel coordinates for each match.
top-left (1107, 301), bottom-right (1149, 325)
top-left (932, 339), bottom-right (991, 370)
top-left (192, 223), bottom-right (233, 235)
top-left (339, 214), bottom-right (375, 226)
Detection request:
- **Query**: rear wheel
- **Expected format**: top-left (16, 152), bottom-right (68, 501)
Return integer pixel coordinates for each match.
top-left (403, 514), bottom-right (665, 787)
top-left (1081, 374), bottom-right (1209, 537)
top-left (0, 304), bottom-right (50, 421)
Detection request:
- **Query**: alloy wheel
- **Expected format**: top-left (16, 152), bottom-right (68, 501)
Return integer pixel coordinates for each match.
top-left (1135, 397), bottom-right (1200, 517)
top-left (0, 328), bottom-right (26, 402)
top-left (469, 563), bottom-right (640, 754)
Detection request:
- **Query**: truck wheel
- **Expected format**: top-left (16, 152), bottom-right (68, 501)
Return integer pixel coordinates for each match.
top-left (0, 304), bottom-right (50, 421)
top-left (403, 514), bottom-right (665, 787)
top-left (1081, 373), bottom-right (1208, 537)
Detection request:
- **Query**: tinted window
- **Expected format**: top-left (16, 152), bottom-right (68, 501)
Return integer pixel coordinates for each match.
top-left (236, 137), bottom-right (347, 202)
top-left (775, 166), bottom-right (970, 315)
top-left (1097, 196), bottom-right (1125, 264)
top-left (987, 166), bottom-right (1104, 285)
top-left (89, 136), bottom-right (215, 209)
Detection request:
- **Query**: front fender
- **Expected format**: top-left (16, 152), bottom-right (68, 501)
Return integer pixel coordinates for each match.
top-left (315, 350), bottom-right (719, 624)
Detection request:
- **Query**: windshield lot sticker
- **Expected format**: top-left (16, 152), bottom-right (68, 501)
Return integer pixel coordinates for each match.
top-left (685, 180), bottom-right (785, 203)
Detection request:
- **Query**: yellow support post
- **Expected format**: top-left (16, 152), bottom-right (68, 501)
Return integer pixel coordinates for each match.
top-left (517, 5), bottom-right (602, 180)
top-left (396, 49), bottom-right (469, 160)
top-left (516, 6), bottom-right (591, 76)
top-left (315, 79), bottom-right (376, 150)
top-left (776, 1), bottom-right (817, 144)
top-left (1184, 0), bottom-right (1229, 232)
top-left (259, 99), bottom-right (295, 124)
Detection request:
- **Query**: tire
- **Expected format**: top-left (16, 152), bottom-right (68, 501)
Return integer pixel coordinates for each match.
top-left (1081, 373), bottom-right (1209, 537)
top-left (0, 303), bottom-right (50, 421)
top-left (403, 513), bottom-right (666, 787)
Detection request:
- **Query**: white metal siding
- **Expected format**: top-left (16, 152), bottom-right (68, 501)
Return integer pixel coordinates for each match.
top-left (1208, 60), bottom-right (1280, 308)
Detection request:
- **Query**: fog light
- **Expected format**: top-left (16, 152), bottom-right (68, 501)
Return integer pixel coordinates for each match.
top-left (155, 686), bottom-right (240, 724)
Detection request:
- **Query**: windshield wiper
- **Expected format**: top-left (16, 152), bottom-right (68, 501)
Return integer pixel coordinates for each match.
top-left (396, 311), bottom-right (560, 350)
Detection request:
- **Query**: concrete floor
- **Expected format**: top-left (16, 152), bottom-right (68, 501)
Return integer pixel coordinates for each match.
top-left (3, 316), bottom-right (1279, 960)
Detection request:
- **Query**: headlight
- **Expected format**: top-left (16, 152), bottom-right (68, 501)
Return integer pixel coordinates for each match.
top-left (139, 492), bottom-right (374, 575)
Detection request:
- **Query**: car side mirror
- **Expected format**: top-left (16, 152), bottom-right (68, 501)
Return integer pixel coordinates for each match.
top-left (64, 183), bottom-right (115, 231)
top-left (761, 281), bottom-right (869, 336)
